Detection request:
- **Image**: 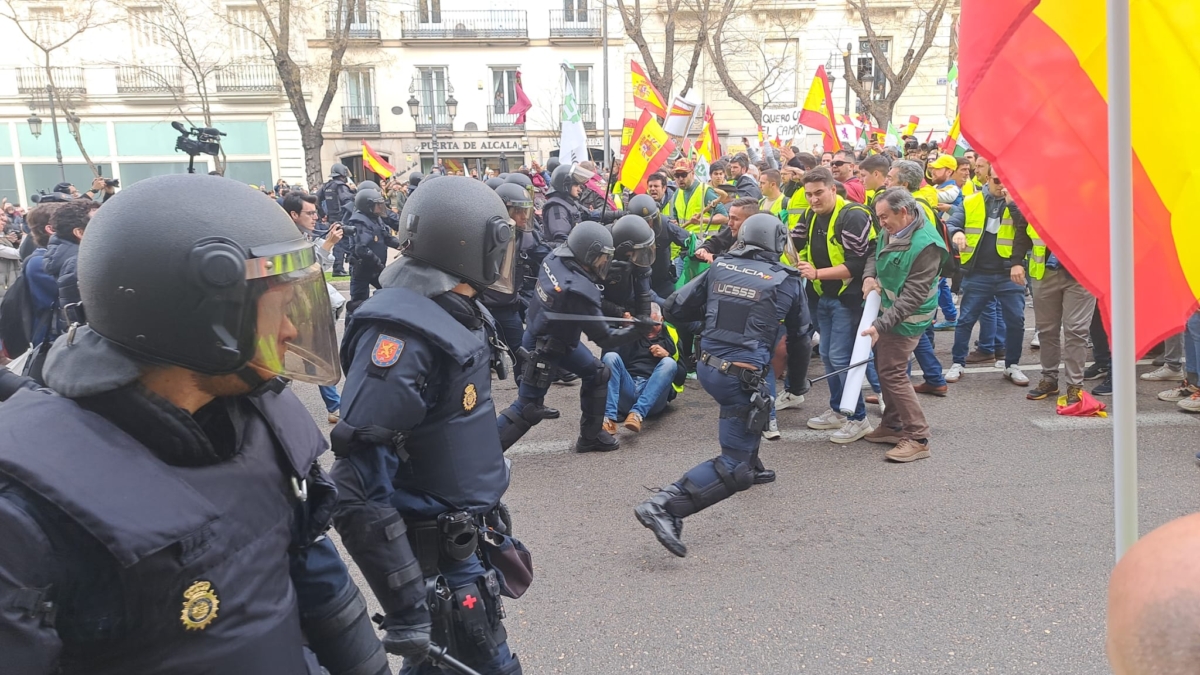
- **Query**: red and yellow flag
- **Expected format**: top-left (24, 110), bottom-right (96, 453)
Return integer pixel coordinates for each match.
top-left (362, 141), bottom-right (395, 179)
top-left (798, 65), bottom-right (840, 152)
top-left (619, 109), bottom-right (676, 194)
top-left (961, 0), bottom-right (1200, 356)
top-left (694, 107), bottom-right (721, 163)
top-left (631, 60), bottom-right (667, 119)
top-left (619, 117), bottom-right (638, 156)
top-left (903, 115), bottom-right (920, 137)
top-left (940, 114), bottom-right (960, 153)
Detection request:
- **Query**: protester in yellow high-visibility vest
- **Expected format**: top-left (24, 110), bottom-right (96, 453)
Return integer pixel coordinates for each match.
top-left (599, 303), bottom-right (688, 434)
top-left (758, 169), bottom-right (785, 217)
top-left (669, 158), bottom-right (727, 240)
top-left (793, 167), bottom-right (877, 444)
top-left (942, 172), bottom-right (1034, 388)
top-left (1023, 222), bottom-right (1097, 405)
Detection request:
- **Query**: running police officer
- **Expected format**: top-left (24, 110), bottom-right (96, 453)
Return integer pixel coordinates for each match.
top-left (346, 187), bottom-right (401, 315)
top-left (635, 214), bottom-right (811, 557)
top-left (0, 174), bottom-right (389, 675)
top-left (602, 214), bottom-right (656, 319)
top-left (330, 176), bottom-right (527, 675)
top-left (626, 193), bottom-right (689, 303)
top-left (541, 163), bottom-right (595, 243)
top-left (319, 163), bottom-right (356, 276)
top-left (496, 222), bottom-right (646, 453)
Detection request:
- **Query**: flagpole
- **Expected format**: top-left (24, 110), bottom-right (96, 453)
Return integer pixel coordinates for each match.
top-left (1107, 0), bottom-right (1137, 561)
top-left (602, 0), bottom-right (611, 172)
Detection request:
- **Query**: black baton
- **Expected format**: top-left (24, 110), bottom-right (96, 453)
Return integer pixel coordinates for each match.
top-left (806, 357), bottom-right (872, 385)
top-left (426, 643), bottom-right (483, 675)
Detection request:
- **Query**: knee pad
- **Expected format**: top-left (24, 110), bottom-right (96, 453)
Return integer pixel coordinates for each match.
top-left (579, 362), bottom-right (610, 417)
top-left (300, 583), bottom-right (390, 675)
top-left (665, 458), bottom-right (754, 517)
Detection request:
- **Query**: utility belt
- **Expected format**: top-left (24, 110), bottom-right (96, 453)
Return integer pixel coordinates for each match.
top-left (701, 351), bottom-right (773, 434)
top-left (517, 335), bottom-right (566, 389)
top-left (406, 510), bottom-right (483, 578)
top-left (700, 351), bottom-right (763, 389)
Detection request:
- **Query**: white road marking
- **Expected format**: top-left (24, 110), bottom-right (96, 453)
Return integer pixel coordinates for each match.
top-left (1031, 412), bottom-right (1200, 431)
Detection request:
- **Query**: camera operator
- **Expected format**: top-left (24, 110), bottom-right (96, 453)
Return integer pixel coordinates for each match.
top-left (82, 176), bottom-right (118, 203)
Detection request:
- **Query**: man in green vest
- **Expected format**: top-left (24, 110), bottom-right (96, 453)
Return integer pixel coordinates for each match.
top-left (861, 187), bottom-right (949, 463)
top-left (1024, 223), bottom-right (1097, 404)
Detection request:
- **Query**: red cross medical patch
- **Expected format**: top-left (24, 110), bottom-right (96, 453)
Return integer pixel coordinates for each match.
top-left (371, 334), bottom-right (405, 367)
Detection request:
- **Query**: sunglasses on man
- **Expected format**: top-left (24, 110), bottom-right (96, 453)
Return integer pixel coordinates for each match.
top-left (830, 160), bottom-right (851, 168)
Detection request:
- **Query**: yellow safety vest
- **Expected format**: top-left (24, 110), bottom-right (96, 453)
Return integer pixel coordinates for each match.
top-left (672, 183), bottom-right (713, 237)
top-left (800, 196), bottom-right (873, 296)
top-left (665, 323), bottom-right (685, 394)
top-left (1027, 223), bottom-right (1047, 280)
top-left (961, 179), bottom-right (977, 197)
top-left (781, 187), bottom-right (810, 230)
top-left (959, 192), bottom-right (1015, 264)
top-left (760, 194), bottom-right (784, 216)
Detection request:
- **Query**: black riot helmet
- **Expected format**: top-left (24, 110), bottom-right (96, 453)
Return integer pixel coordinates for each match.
top-left (401, 176), bottom-right (518, 294)
top-left (495, 183), bottom-right (534, 231)
top-left (330, 163), bottom-right (350, 179)
top-left (550, 162), bottom-right (595, 194)
top-left (421, 173), bottom-right (441, 185)
top-left (485, 177), bottom-right (506, 190)
top-left (560, 221), bottom-right (615, 282)
top-left (737, 213), bottom-right (788, 255)
top-left (504, 172), bottom-right (533, 190)
top-left (626, 194), bottom-right (662, 236)
top-left (408, 171), bottom-right (423, 188)
top-left (354, 187), bottom-right (386, 215)
top-left (77, 174), bottom-right (340, 384)
top-left (610, 214), bottom-right (656, 268)
top-left (545, 157), bottom-right (561, 173)
top-left (358, 179), bottom-right (380, 193)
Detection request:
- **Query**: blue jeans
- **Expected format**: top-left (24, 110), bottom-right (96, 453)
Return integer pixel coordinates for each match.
top-left (976, 298), bottom-right (1007, 353)
top-left (602, 352), bottom-right (676, 420)
top-left (318, 385), bottom-right (340, 413)
top-left (816, 295), bottom-right (866, 421)
top-left (910, 326), bottom-right (946, 386)
top-left (1184, 310), bottom-right (1200, 379)
top-left (952, 272), bottom-right (1026, 367)
top-left (937, 278), bottom-right (958, 321)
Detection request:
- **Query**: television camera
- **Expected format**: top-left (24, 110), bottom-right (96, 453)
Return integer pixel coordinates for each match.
top-left (172, 121), bottom-right (226, 173)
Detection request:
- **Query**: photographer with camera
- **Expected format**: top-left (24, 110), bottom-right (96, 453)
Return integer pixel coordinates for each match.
top-left (82, 176), bottom-right (118, 203)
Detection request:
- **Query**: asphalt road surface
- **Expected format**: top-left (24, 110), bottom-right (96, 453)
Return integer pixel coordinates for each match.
top-left (297, 296), bottom-right (1199, 673)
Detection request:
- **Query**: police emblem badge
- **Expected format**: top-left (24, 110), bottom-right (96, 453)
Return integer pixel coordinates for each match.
top-left (372, 334), bottom-right (405, 367)
top-left (180, 580), bottom-right (219, 630)
top-left (463, 383), bottom-right (478, 411)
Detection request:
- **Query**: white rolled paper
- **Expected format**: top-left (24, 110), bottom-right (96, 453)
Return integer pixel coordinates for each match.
top-left (838, 289), bottom-right (881, 416)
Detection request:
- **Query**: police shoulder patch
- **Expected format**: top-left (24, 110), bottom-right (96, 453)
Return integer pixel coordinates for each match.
top-left (372, 334), bottom-right (405, 367)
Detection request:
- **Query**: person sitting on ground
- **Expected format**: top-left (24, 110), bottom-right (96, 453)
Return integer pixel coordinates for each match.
top-left (601, 303), bottom-right (685, 434)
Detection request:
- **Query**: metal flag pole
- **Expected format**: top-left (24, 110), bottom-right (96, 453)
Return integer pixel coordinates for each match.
top-left (602, 0), bottom-right (611, 172)
top-left (1107, 0), bottom-right (1137, 560)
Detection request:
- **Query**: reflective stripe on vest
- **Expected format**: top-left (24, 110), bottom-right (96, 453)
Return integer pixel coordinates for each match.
top-left (959, 192), bottom-right (1015, 264)
top-left (665, 323), bottom-right (685, 394)
top-left (1027, 223), bottom-right (1047, 280)
top-left (801, 195), bottom-right (871, 296)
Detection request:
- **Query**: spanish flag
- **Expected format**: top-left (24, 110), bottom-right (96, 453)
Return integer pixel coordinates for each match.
top-left (694, 107), bottom-right (721, 163)
top-left (961, 0), bottom-right (1200, 356)
top-left (903, 115), bottom-right (920, 137)
top-left (362, 141), bottom-right (395, 179)
top-left (619, 117), bottom-right (638, 156)
top-left (940, 114), bottom-right (960, 154)
top-left (798, 65), bottom-right (839, 152)
top-left (619, 109), bottom-right (676, 194)
top-left (631, 60), bottom-right (667, 119)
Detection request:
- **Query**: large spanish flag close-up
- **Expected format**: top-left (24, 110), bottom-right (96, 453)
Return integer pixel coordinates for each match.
top-left (619, 108), bottom-right (676, 194)
top-left (630, 60), bottom-right (667, 119)
top-left (798, 65), bottom-right (840, 152)
top-left (959, 0), bottom-right (1200, 357)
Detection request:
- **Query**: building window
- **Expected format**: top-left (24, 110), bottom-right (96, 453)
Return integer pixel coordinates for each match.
top-left (492, 69), bottom-right (518, 110)
top-left (417, 0), bottom-right (441, 23)
top-left (227, 6), bottom-right (269, 59)
top-left (29, 6), bottom-right (65, 45)
top-left (343, 68), bottom-right (374, 109)
top-left (563, 66), bottom-right (590, 105)
top-left (419, 66), bottom-right (449, 124)
top-left (562, 0), bottom-right (588, 22)
top-left (129, 7), bottom-right (165, 57)
top-left (857, 38), bottom-right (889, 100)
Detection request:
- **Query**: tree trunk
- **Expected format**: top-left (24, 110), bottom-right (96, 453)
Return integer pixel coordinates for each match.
top-left (302, 127), bottom-right (324, 188)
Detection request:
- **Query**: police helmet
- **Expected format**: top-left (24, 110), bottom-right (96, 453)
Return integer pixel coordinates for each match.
top-left (495, 183), bottom-right (534, 232)
top-left (358, 179), bottom-right (380, 193)
top-left (610, 214), bottom-right (656, 268)
top-left (545, 157), bottom-right (561, 174)
top-left (504, 172), bottom-right (533, 190)
top-left (421, 173), bottom-right (441, 185)
top-left (737, 213), bottom-right (787, 255)
top-left (330, 163), bottom-right (350, 179)
top-left (485, 177), bottom-right (506, 190)
top-left (354, 187), bottom-right (386, 214)
top-left (626, 194), bottom-right (661, 235)
top-left (498, 173), bottom-right (510, 180)
top-left (560, 221), bottom-right (615, 282)
top-left (550, 162), bottom-right (595, 194)
top-left (408, 171), bottom-right (423, 188)
top-left (77, 174), bottom-right (340, 384)
top-left (400, 176), bottom-right (517, 294)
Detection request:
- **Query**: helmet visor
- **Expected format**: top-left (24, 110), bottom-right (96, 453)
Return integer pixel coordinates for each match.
top-left (485, 216), bottom-right (519, 295)
top-left (247, 261), bottom-right (341, 385)
top-left (629, 241), bottom-right (656, 268)
top-left (569, 163), bottom-right (596, 187)
top-left (507, 198), bottom-right (535, 231)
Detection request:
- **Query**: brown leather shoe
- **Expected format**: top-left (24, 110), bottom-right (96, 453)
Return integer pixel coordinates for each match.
top-left (886, 438), bottom-right (931, 463)
top-left (913, 382), bottom-right (948, 397)
top-left (603, 418), bottom-right (618, 435)
top-left (864, 426), bottom-right (904, 444)
top-left (965, 349), bottom-right (996, 364)
top-left (623, 412), bottom-right (643, 433)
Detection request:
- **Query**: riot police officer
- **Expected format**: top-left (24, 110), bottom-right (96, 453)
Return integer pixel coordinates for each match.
top-left (541, 162), bottom-right (594, 244)
top-left (357, 180), bottom-right (401, 233)
top-left (330, 176), bottom-right (527, 675)
top-left (627, 193), bottom-right (689, 303)
top-left (635, 214), bottom-right (811, 557)
top-left (602, 214), bottom-right (656, 319)
top-left (346, 187), bottom-right (401, 315)
top-left (319, 163), bottom-right (357, 276)
top-left (0, 174), bottom-right (388, 675)
top-left (408, 171), bottom-right (424, 195)
top-left (497, 221), bottom-right (645, 453)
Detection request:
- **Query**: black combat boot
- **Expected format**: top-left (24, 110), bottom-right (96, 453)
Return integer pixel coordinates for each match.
top-left (752, 454), bottom-right (775, 485)
top-left (635, 486), bottom-right (687, 557)
top-left (574, 429), bottom-right (620, 453)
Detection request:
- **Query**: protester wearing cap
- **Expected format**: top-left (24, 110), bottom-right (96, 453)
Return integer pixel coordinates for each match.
top-left (928, 154), bottom-right (963, 213)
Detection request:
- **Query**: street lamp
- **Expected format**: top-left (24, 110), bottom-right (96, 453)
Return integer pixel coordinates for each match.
top-left (27, 83), bottom-right (67, 182)
top-left (26, 111), bottom-right (42, 138)
top-left (407, 79), bottom-right (458, 172)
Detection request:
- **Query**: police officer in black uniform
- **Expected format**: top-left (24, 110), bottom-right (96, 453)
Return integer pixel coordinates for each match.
top-left (635, 214), bottom-right (811, 557)
top-left (602, 214), bottom-right (656, 319)
top-left (346, 187), bottom-right (401, 316)
top-left (627, 193), bottom-right (690, 304)
top-left (540, 162), bottom-right (594, 244)
top-left (496, 221), bottom-right (645, 453)
top-left (319, 163), bottom-right (357, 276)
top-left (0, 174), bottom-right (389, 675)
top-left (330, 176), bottom-right (527, 675)
top-left (357, 180), bottom-right (401, 233)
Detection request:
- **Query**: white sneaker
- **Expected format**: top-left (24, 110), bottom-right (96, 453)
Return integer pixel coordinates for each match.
top-left (807, 408), bottom-right (847, 430)
top-left (811, 331), bottom-right (820, 347)
top-left (1031, 334), bottom-right (1040, 348)
top-left (1160, 383), bottom-right (1199, 402)
top-left (1141, 365), bottom-right (1185, 382)
top-left (1179, 391), bottom-right (1200, 413)
top-left (1004, 365), bottom-right (1030, 386)
top-left (994, 359), bottom-right (1006, 369)
top-left (830, 418), bottom-right (873, 444)
top-left (945, 363), bottom-right (965, 383)
top-left (762, 418), bottom-right (781, 440)
top-left (775, 391), bottom-right (805, 410)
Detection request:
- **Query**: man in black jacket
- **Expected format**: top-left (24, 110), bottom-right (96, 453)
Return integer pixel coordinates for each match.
top-left (693, 198), bottom-right (760, 263)
top-left (600, 304), bottom-right (684, 433)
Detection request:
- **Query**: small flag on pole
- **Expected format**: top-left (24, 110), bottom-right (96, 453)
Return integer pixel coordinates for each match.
top-left (362, 141), bottom-right (395, 178)
top-left (631, 60), bottom-right (667, 119)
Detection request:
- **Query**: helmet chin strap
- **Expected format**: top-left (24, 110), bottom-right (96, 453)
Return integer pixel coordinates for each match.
top-left (235, 363), bottom-right (285, 395)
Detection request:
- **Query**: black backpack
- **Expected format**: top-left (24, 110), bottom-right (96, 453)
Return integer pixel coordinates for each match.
top-left (0, 257), bottom-right (54, 360)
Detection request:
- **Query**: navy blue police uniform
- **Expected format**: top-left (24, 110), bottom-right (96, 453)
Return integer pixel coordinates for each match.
top-left (331, 287), bottom-right (525, 675)
top-left (347, 208), bottom-right (401, 314)
top-left (319, 177), bottom-right (356, 274)
top-left (482, 228), bottom-right (551, 382)
top-left (540, 193), bottom-right (581, 244)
